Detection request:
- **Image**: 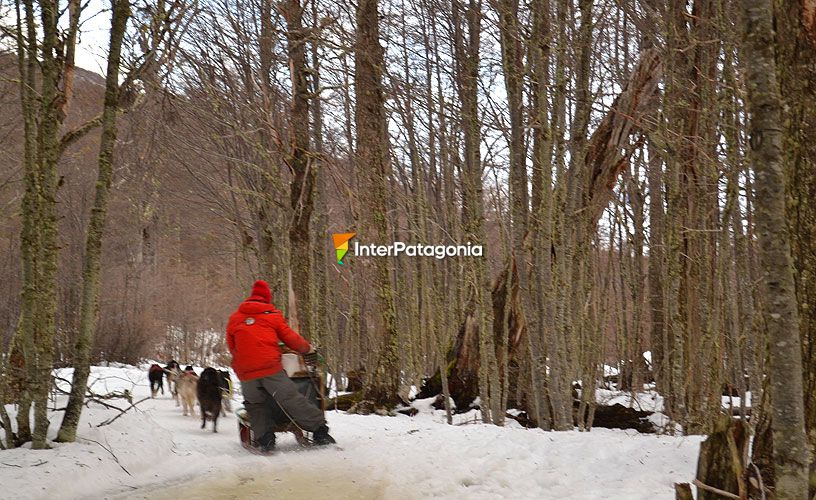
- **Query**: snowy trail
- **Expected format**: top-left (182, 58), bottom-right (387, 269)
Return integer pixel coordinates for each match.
top-left (1, 365), bottom-right (703, 499)
top-left (125, 464), bottom-right (388, 500)
top-left (102, 392), bottom-right (390, 499)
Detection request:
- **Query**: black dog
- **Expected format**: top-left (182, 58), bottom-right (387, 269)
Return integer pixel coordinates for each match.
top-left (197, 367), bottom-right (222, 432)
top-left (165, 360), bottom-right (180, 382)
top-left (148, 364), bottom-right (164, 397)
top-left (218, 370), bottom-right (233, 415)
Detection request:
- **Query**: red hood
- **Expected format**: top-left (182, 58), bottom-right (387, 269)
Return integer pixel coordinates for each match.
top-left (238, 300), bottom-right (280, 315)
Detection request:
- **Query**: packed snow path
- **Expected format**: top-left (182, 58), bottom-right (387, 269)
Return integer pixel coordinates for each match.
top-left (1, 365), bottom-right (703, 499)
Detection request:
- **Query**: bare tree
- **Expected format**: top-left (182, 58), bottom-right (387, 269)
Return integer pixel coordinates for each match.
top-left (55, 0), bottom-right (131, 443)
top-left (354, 0), bottom-right (401, 406)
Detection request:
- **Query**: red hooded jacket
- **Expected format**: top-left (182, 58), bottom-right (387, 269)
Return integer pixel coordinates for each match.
top-left (226, 281), bottom-right (311, 381)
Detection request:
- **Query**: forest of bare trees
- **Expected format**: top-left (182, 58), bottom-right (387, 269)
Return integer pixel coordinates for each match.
top-left (1, 0), bottom-right (816, 496)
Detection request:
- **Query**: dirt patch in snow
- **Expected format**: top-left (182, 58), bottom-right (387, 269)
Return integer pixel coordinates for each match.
top-left (119, 466), bottom-right (389, 500)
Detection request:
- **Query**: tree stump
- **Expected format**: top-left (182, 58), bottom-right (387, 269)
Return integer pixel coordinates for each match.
top-left (750, 409), bottom-right (774, 496)
top-left (345, 369), bottom-right (366, 392)
top-left (695, 416), bottom-right (750, 499)
top-left (674, 483), bottom-right (693, 500)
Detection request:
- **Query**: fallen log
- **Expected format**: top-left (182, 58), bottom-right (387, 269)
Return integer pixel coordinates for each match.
top-left (495, 401), bottom-right (658, 433)
top-left (396, 407), bottom-right (419, 417)
top-left (328, 391), bottom-right (363, 411)
top-left (577, 403), bottom-right (656, 433)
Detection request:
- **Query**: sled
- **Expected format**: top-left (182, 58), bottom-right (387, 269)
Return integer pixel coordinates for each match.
top-left (236, 350), bottom-right (327, 452)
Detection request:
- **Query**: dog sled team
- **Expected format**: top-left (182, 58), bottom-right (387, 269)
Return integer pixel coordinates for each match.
top-left (148, 360), bottom-right (232, 432)
top-left (145, 279), bottom-right (335, 452)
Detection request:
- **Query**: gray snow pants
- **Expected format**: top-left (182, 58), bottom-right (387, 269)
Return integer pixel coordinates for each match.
top-left (241, 370), bottom-right (325, 443)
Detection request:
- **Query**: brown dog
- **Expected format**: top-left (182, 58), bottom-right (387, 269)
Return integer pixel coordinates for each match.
top-left (177, 371), bottom-right (199, 416)
top-left (148, 364), bottom-right (164, 398)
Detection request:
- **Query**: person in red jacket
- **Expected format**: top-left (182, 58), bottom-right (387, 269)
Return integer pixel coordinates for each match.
top-left (227, 280), bottom-right (335, 452)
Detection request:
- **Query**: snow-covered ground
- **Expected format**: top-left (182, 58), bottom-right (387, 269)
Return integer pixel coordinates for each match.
top-left (1, 364), bottom-right (703, 499)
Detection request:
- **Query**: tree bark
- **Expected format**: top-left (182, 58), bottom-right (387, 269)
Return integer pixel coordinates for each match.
top-left (12, 0), bottom-right (40, 447)
top-left (742, 0), bottom-right (810, 495)
top-left (354, 0), bottom-right (401, 406)
top-left (494, 0), bottom-right (526, 427)
top-left (528, 0), bottom-right (553, 430)
top-left (774, 0), bottom-right (816, 479)
top-left (451, 0), bottom-right (498, 423)
top-left (26, 0), bottom-right (79, 449)
top-left (281, 0), bottom-right (317, 337)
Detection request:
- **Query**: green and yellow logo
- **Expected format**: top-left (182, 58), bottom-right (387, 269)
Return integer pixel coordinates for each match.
top-left (332, 233), bottom-right (356, 265)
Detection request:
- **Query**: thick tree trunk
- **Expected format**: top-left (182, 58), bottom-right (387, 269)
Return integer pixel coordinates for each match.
top-left (742, 0), bottom-right (810, 496)
top-left (545, 0), bottom-right (571, 430)
top-left (255, 0), bottom-right (289, 314)
top-left (354, 0), bottom-right (401, 406)
top-left (526, 0), bottom-right (553, 430)
top-left (494, 0), bottom-right (526, 427)
top-left (12, 0), bottom-right (40, 447)
top-left (28, 0), bottom-right (75, 449)
top-left (281, 0), bottom-right (317, 336)
top-left (451, 0), bottom-right (498, 423)
top-left (774, 0), bottom-right (816, 483)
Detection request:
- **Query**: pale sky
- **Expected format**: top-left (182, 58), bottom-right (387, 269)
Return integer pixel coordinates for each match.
top-left (73, 0), bottom-right (111, 74)
top-left (0, 0), bottom-right (111, 74)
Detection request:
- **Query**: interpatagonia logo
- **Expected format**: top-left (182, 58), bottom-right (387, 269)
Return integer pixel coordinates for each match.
top-left (332, 232), bottom-right (356, 265)
top-left (331, 231), bottom-right (482, 265)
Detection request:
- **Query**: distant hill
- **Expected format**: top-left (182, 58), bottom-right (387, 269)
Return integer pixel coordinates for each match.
top-left (0, 50), bottom-right (242, 364)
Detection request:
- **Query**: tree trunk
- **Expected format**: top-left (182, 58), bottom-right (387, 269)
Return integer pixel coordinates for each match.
top-left (494, 0), bottom-right (526, 427)
top-left (56, 0), bottom-right (130, 443)
top-left (450, 0), bottom-right (497, 423)
top-left (27, 0), bottom-right (77, 449)
top-left (646, 143), bottom-right (665, 389)
top-left (281, 0), bottom-right (317, 337)
top-left (742, 0), bottom-right (810, 495)
top-left (354, 0), bottom-right (401, 407)
top-left (774, 0), bottom-right (816, 483)
top-left (12, 0), bottom-right (40, 447)
top-left (528, 0), bottom-right (553, 430)
top-left (309, 0), bottom-right (329, 350)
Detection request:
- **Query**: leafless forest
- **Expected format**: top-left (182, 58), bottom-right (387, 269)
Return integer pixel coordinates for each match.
top-left (1, 0), bottom-right (815, 495)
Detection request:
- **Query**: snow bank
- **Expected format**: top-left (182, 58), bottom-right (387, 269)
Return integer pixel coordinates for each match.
top-left (594, 388), bottom-right (664, 413)
top-left (1, 365), bottom-right (703, 499)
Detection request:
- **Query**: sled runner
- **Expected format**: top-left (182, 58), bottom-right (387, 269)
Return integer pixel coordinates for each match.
top-left (236, 350), bottom-right (327, 451)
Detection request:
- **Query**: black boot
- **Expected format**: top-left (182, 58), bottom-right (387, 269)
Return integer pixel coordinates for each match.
top-left (257, 432), bottom-right (276, 454)
top-left (312, 425), bottom-right (336, 445)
